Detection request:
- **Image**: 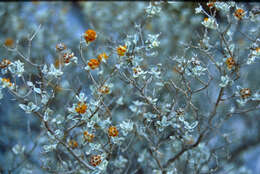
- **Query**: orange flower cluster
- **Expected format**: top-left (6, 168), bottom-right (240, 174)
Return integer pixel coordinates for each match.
top-left (83, 131), bottom-right (95, 142)
top-left (206, 0), bottom-right (216, 8)
top-left (225, 57), bottom-right (235, 70)
top-left (90, 155), bottom-right (102, 166)
top-left (63, 51), bottom-right (75, 64)
top-left (75, 102), bottom-right (87, 114)
top-left (240, 88), bottom-right (251, 99)
top-left (255, 47), bottom-right (260, 54)
top-left (108, 126), bottom-right (119, 137)
top-left (84, 29), bottom-right (97, 43)
top-left (4, 38), bottom-right (14, 47)
top-left (234, 8), bottom-right (245, 20)
top-left (204, 17), bottom-right (209, 22)
top-left (87, 53), bottom-right (108, 70)
top-left (0, 59), bottom-right (11, 69)
top-left (99, 85), bottom-right (110, 94)
top-left (68, 139), bottom-right (78, 149)
top-left (97, 53), bottom-right (108, 62)
top-left (88, 59), bottom-right (100, 70)
top-left (117, 45), bottom-right (127, 56)
top-left (1, 78), bottom-right (13, 87)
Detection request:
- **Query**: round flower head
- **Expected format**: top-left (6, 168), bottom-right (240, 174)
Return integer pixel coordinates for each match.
top-left (68, 139), bottom-right (78, 149)
top-left (207, 0), bottom-right (216, 8)
top-left (97, 53), bottom-right (108, 62)
top-left (75, 102), bottom-right (87, 114)
top-left (108, 126), bottom-right (119, 137)
top-left (83, 131), bottom-right (95, 142)
top-left (1, 78), bottom-right (13, 88)
top-left (99, 85), bottom-right (110, 94)
top-left (0, 59), bottom-right (11, 69)
top-left (240, 88), bottom-right (251, 99)
top-left (90, 155), bottom-right (102, 167)
top-left (225, 57), bottom-right (235, 70)
top-left (84, 29), bottom-right (97, 43)
top-left (117, 45), bottom-right (127, 56)
top-left (234, 8), bottom-right (245, 20)
top-left (4, 38), bottom-right (14, 47)
top-left (88, 59), bottom-right (100, 70)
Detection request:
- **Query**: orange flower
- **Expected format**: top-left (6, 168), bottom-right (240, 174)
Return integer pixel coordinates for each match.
top-left (83, 131), bottom-right (95, 142)
top-left (68, 139), bottom-right (78, 149)
top-left (117, 45), bottom-right (127, 56)
top-left (206, 0), bottom-right (216, 8)
top-left (84, 29), bottom-right (97, 43)
top-left (108, 126), bottom-right (119, 137)
top-left (234, 8), bottom-right (245, 20)
top-left (1, 78), bottom-right (13, 88)
top-left (240, 88), bottom-right (251, 99)
top-left (225, 57), bottom-right (235, 70)
top-left (88, 59), bottom-right (100, 70)
top-left (99, 85), bottom-right (110, 94)
top-left (90, 155), bottom-right (102, 166)
top-left (4, 38), bottom-right (14, 47)
top-left (75, 102), bottom-right (87, 114)
top-left (0, 59), bottom-right (11, 69)
top-left (97, 53), bottom-right (108, 62)
top-left (204, 17), bottom-right (209, 22)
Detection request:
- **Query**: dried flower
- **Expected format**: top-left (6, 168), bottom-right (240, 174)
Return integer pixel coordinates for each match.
top-left (1, 78), bottom-right (13, 88)
top-left (240, 88), bottom-right (251, 99)
top-left (225, 57), bottom-right (235, 70)
top-left (252, 47), bottom-right (260, 56)
top-left (108, 126), bottom-right (119, 137)
top-left (68, 140), bottom-right (78, 149)
top-left (63, 51), bottom-right (75, 64)
top-left (0, 59), bottom-right (11, 69)
top-left (99, 85), bottom-right (110, 94)
top-left (87, 59), bottom-right (100, 70)
top-left (90, 155), bottom-right (102, 167)
top-left (207, 0), bottom-right (216, 8)
top-left (97, 53), bottom-right (108, 62)
top-left (117, 45), bottom-right (127, 56)
top-left (84, 29), bottom-right (97, 43)
top-left (4, 38), bottom-right (14, 47)
top-left (75, 102), bottom-right (87, 114)
top-left (234, 8), bottom-right (245, 20)
top-left (83, 131), bottom-right (95, 142)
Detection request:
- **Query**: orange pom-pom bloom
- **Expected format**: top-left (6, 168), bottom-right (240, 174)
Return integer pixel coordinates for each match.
top-left (68, 139), bottom-right (78, 149)
top-left (117, 45), bottom-right (127, 56)
top-left (99, 85), bottom-right (110, 94)
top-left (97, 53), bottom-right (108, 62)
top-left (75, 102), bottom-right (87, 114)
top-left (240, 88), bottom-right (251, 99)
top-left (88, 59), bottom-right (100, 70)
top-left (4, 38), bottom-right (14, 47)
top-left (108, 126), bottom-right (119, 137)
top-left (0, 59), bottom-right (11, 69)
top-left (90, 155), bottom-right (102, 167)
top-left (1, 78), bottom-right (13, 87)
top-left (234, 8), bottom-right (245, 20)
top-left (225, 57), bottom-right (235, 70)
top-left (83, 131), bottom-right (95, 142)
top-left (84, 29), bottom-right (97, 43)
